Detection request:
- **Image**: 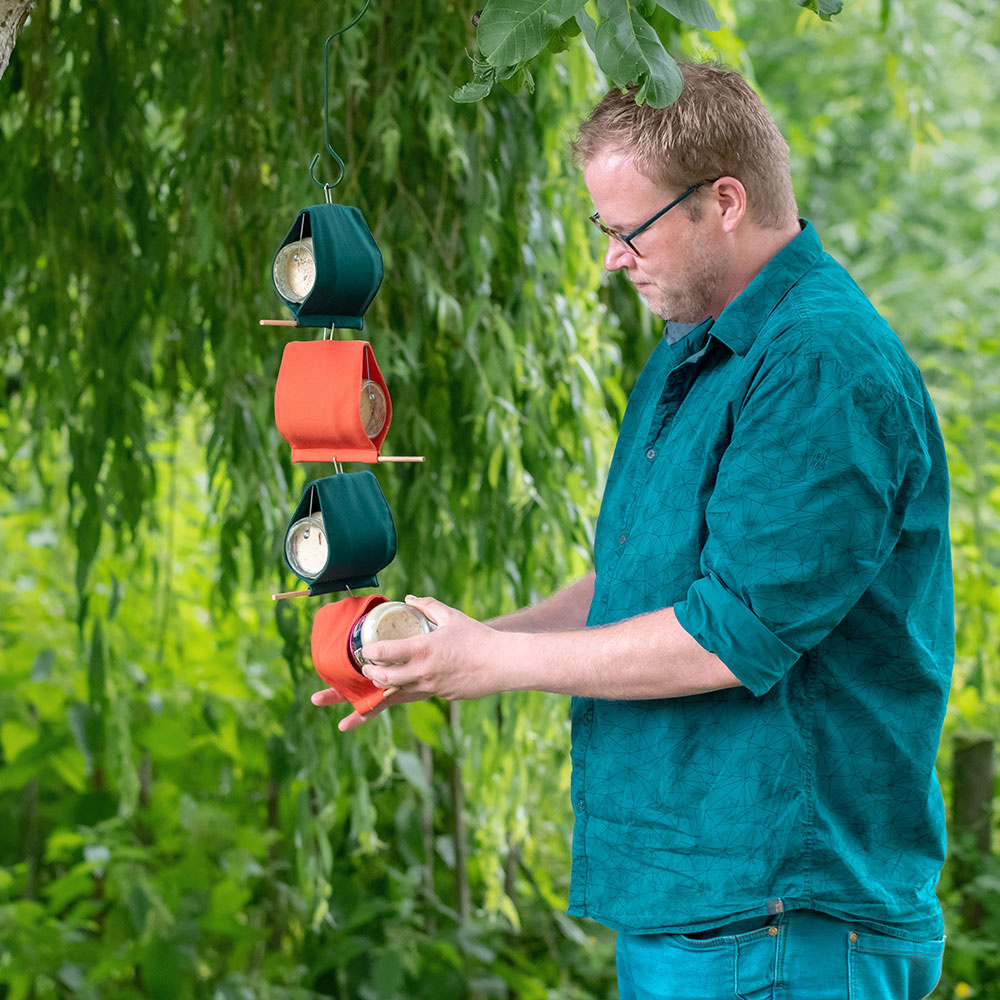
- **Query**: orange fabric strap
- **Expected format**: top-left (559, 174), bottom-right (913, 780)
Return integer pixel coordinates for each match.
top-left (274, 340), bottom-right (392, 463)
top-left (311, 594), bottom-right (388, 714)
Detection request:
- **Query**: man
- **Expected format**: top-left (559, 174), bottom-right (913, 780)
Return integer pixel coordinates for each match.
top-left (313, 62), bottom-right (953, 999)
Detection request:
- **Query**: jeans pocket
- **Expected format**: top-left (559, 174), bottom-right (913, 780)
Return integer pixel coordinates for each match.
top-left (675, 919), bottom-right (779, 1000)
top-left (847, 929), bottom-right (945, 1000)
top-left (734, 925), bottom-right (779, 1000)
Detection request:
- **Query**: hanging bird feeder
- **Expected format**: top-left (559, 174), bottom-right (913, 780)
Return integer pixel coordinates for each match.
top-left (268, 0), bottom-right (382, 331)
top-left (274, 339), bottom-right (391, 462)
top-left (271, 205), bottom-right (383, 329)
top-left (281, 470), bottom-right (397, 596)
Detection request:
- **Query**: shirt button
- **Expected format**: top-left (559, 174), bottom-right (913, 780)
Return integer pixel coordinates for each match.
top-left (646, 448), bottom-right (656, 460)
top-left (768, 926), bottom-right (779, 937)
top-left (619, 534), bottom-right (627, 545)
top-left (849, 932), bottom-right (858, 943)
top-left (576, 798), bottom-right (586, 812)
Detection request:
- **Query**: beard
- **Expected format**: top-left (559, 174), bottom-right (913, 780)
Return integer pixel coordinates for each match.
top-left (636, 240), bottom-right (729, 324)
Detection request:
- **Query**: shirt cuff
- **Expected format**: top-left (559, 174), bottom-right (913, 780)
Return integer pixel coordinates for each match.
top-left (674, 575), bottom-right (802, 697)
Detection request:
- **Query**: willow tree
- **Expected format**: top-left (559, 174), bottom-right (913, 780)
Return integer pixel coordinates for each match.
top-left (0, 0), bottom-right (652, 994)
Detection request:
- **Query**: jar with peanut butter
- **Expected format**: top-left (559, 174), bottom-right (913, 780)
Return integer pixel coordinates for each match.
top-left (348, 602), bottom-right (435, 671)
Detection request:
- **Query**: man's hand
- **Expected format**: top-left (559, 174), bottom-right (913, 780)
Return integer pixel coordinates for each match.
top-left (310, 684), bottom-right (421, 732)
top-left (310, 595), bottom-right (508, 732)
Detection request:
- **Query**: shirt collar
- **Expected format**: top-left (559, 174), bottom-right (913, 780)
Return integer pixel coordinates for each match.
top-left (699, 220), bottom-right (822, 356)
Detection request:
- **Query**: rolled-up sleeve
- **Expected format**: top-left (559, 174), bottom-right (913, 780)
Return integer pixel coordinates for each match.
top-left (673, 352), bottom-right (928, 696)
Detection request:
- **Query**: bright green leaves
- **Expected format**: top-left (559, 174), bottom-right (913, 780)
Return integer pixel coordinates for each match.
top-left (454, 0), bottom-right (723, 107)
top-left (798, 0), bottom-right (844, 20)
top-left (452, 55), bottom-right (536, 103)
top-left (454, 0), bottom-right (849, 107)
top-left (453, 0), bottom-right (573, 104)
top-left (594, 0), bottom-right (684, 108)
top-left (476, 0), bottom-right (588, 65)
top-left (654, 0), bottom-right (721, 31)
top-left (452, 61), bottom-right (497, 103)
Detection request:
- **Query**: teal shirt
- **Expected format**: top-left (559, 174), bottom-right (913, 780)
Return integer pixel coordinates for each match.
top-left (570, 222), bottom-right (953, 939)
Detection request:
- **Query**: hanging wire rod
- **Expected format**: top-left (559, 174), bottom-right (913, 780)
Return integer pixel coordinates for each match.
top-left (309, 0), bottom-right (373, 196)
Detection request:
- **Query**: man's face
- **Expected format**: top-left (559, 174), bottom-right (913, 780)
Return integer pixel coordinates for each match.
top-left (583, 151), bottom-right (728, 324)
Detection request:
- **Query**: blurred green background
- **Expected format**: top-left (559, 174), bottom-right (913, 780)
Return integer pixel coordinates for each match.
top-left (1, 1), bottom-right (998, 997)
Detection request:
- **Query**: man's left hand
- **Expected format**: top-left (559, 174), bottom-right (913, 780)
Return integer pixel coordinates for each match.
top-left (310, 595), bottom-right (506, 732)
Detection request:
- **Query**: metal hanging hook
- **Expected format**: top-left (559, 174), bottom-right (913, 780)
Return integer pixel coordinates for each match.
top-left (309, 0), bottom-right (373, 195)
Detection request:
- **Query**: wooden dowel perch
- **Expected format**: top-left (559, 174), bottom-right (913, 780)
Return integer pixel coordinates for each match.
top-left (259, 319), bottom-right (298, 327)
top-left (272, 589), bottom-right (311, 600)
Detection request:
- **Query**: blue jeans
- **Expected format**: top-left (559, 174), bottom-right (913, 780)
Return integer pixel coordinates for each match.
top-left (616, 910), bottom-right (944, 1000)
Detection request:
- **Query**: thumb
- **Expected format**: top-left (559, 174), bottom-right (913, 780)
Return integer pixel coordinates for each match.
top-left (404, 594), bottom-right (458, 626)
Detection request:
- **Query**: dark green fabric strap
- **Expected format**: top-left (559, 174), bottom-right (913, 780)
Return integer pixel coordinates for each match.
top-left (284, 470), bottom-right (396, 592)
top-left (271, 204), bottom-right (383, 330)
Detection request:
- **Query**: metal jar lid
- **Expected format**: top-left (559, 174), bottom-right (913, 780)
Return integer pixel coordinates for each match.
top-left (359, 379), bottom-right (388, 438)
top-left (284, 513), bottom-right (328, 580)
top-left (273, 238), bottom-right (316, 303)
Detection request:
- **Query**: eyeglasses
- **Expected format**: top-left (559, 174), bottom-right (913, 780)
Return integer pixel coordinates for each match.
top-left (589, 180), bottom-right (716, 257)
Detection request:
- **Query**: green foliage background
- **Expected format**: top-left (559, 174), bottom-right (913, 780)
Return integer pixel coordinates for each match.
top-left (1, 0), bottom-right (998, 997)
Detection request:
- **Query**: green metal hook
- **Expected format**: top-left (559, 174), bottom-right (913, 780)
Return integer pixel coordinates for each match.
top-left (310, 0), bottom-right (373, 197)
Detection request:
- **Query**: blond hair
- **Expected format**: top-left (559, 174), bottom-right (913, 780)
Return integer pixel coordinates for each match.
top-left (572, 62), bottom-right (798, 229)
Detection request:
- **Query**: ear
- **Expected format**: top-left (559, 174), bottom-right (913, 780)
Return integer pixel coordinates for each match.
top-left (710, 177), bottom-right (747, 233)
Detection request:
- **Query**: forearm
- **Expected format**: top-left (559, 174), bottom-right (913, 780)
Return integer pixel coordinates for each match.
top-left (486, 572), bottom-right (595, 633)
top-left (342, 594), bottom-right (743, 727)
top-left (496, 605), bottom-right (741, 700)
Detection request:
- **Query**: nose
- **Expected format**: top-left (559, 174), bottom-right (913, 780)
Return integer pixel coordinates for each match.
top-left (604, 239), bottom-right (636, 272)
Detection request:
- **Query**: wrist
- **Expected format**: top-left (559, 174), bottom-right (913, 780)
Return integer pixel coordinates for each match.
top-left (486, 630), bottom-right (532, 694)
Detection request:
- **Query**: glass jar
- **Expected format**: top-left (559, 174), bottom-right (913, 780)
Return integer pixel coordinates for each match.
top-left (284, 513), bottom-right (328, 579)
top-left (273, 238), bottom-right (316, 302)
top-left (348, 602), bottom-right (435, 671)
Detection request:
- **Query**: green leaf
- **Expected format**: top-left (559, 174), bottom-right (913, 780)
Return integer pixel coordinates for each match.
top-left (594, 0), bottom-right (683, 107)
top-left (407, 701), bottom-right (444, 748)
top-left (74, 496), bottom-right (102, 602)
top-left (30, 649), bottom-right (56, 682)
top-left (477, 0), bottom-right (588, 66)
top-left (501, 65), bottom-right (536, 93)
top-left (395, 749), bottom-right (433, 798)
top-left (66, 702), bottom-right (102, 775)
top-left (654, 0), bottom-right (720, 31)
top-left (546, 16), bottom-right (581, 53)
top-left (452, 78), bottom-right (496, 103)
top-left (797, 0), bottom-right (844, 20)
top-left (574, 9), bottom-right (597, 47)
top-left (106, 573), bottom-right (122, 621)
top-left (87, 619), bottom-right (107, 710)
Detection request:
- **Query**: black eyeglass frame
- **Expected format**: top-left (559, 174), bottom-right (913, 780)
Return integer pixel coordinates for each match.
top-left (589, 179), bottom-right (718, 257)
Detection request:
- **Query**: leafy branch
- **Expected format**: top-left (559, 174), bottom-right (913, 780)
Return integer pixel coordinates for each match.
top-left (454, 0), bottom-right (843, 107)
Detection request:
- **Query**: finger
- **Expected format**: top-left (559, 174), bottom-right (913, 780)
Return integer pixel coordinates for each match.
top-left (337, 687), bottom-right (427, 732)
top-left (311, 687), bottom-right (348, 706)
top-left (338, 703), bottom-right (387, 731)
top-left (361, 636), bottom-right (423, 665)
top-left (360, 663), bottom-right (416, 689)
top-left (337, 688), bottom-right (406, 732)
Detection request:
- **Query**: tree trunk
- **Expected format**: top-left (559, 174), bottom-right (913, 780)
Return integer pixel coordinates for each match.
top-left (952, 733), bottom-right (995, 930)
top-left (448, 702), bottom-right (471, 924)
top-left (0, 0), bottom-right (34, 80)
